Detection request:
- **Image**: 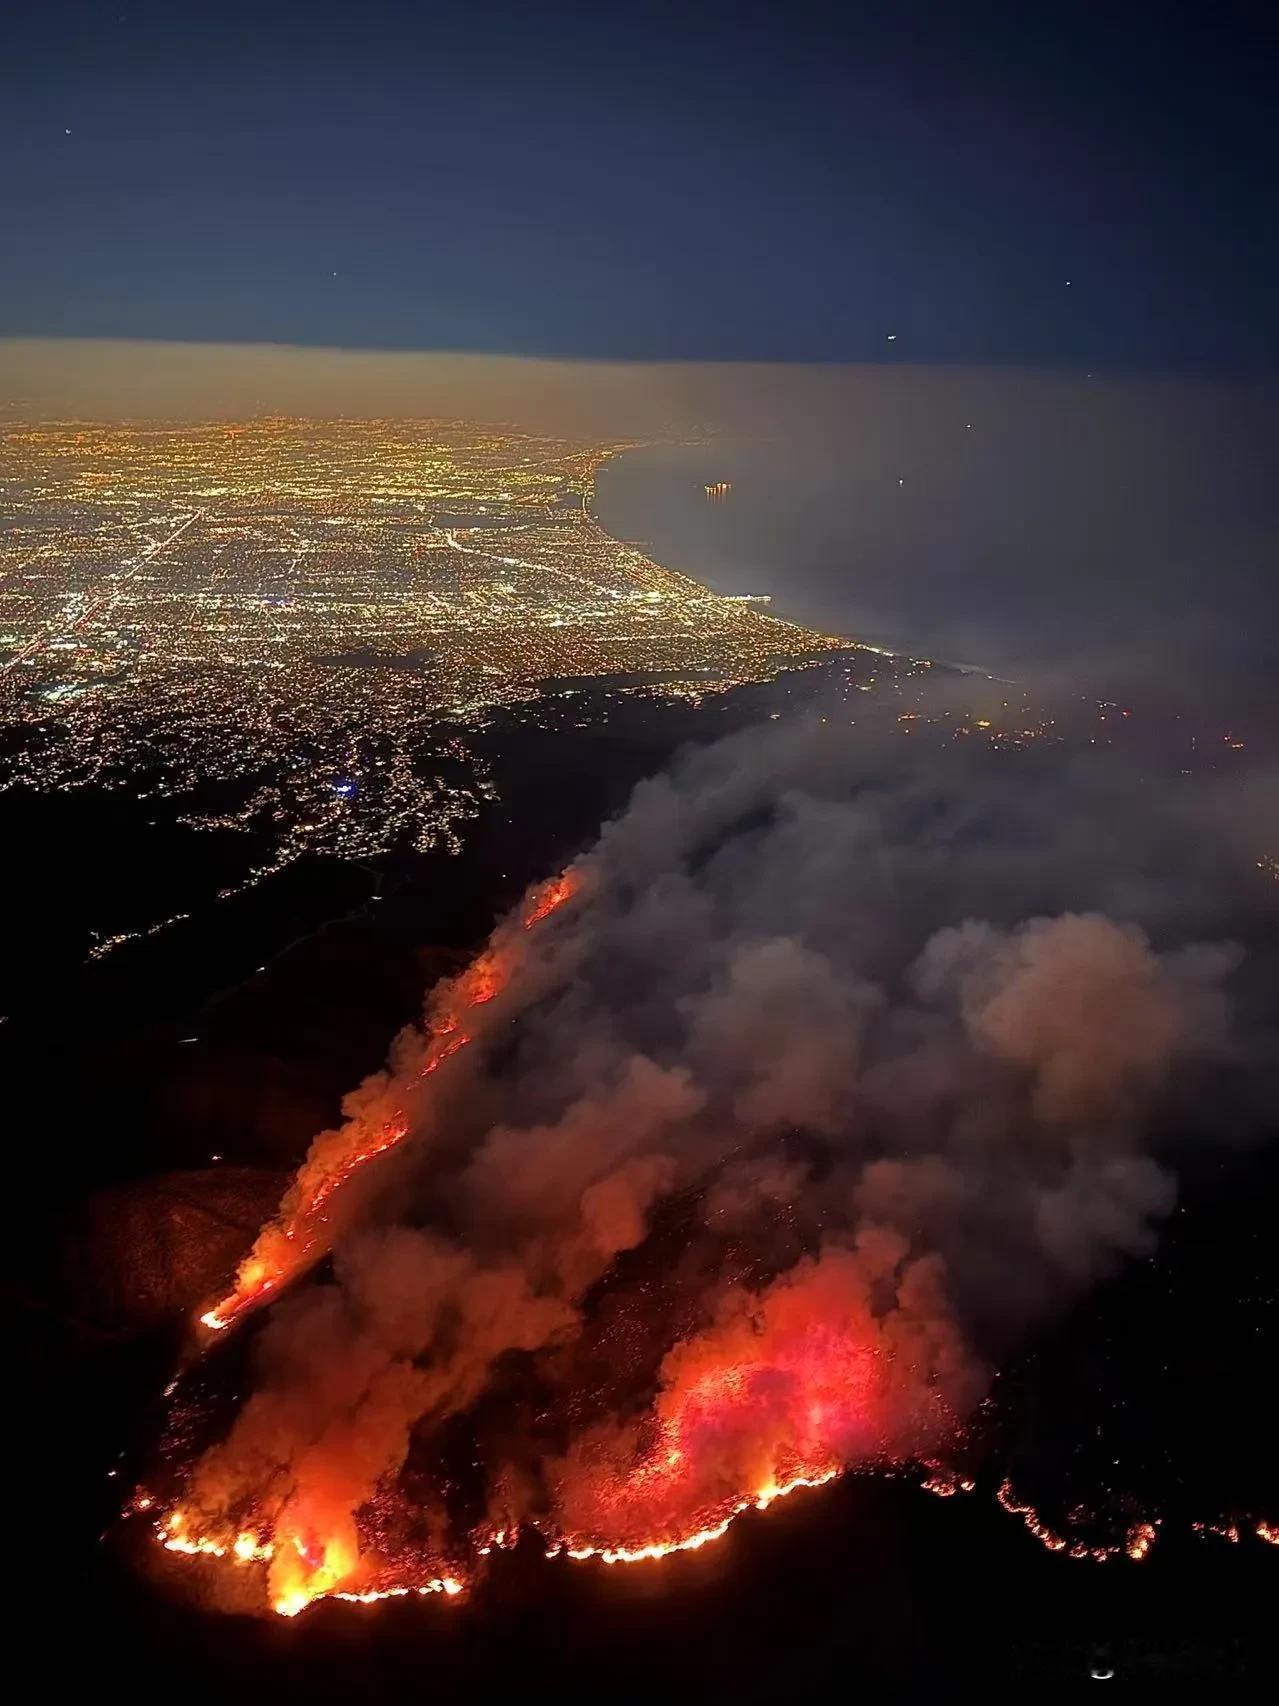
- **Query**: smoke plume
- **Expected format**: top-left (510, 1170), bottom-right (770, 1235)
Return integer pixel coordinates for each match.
top-left (165, 722), bottom-right (1264, 1611)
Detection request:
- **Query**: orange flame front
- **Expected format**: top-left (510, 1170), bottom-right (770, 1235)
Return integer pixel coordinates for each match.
top-left (524, 872), bottom-right (576, 929)
top-left (147, 1459), bottom-right (1279, 1618)
top-left (145, 857), bottom-right (1276, 1622)
top-left (197, 871), bottom-right (579, 1334)
top-left (149, 1469), bottom-right (840, 1618)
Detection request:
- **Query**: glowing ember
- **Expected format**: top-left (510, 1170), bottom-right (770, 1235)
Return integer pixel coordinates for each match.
top-left (1192, 1519), bottom-right (1241, 1544)
top-left (995, 1481), bottom-right (1158, 1564)
top-left (1125, 1521), bottom-right (1157, 1562)
top-left (921, 1470), bottom-right (976, 1498)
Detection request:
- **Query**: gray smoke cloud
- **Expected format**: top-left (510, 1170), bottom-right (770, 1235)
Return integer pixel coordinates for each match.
top-left (180, 721), bottom-right (1271, 1597)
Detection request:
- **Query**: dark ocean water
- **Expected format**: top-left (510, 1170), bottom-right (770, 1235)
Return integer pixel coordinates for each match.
top-left (595, 380), bottom-right (1279, 739)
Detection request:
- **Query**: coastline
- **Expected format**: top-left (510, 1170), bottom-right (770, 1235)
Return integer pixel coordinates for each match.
top-left (583, 442), bottom-right (852, 675)
top-left (589, 441), bottom-right (953, 673)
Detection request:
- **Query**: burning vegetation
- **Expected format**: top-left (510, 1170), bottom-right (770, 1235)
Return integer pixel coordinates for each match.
top-left (133, 725), bottom-right (1274, 1617)
top-left (198, 874), bottom-right (579, 1337)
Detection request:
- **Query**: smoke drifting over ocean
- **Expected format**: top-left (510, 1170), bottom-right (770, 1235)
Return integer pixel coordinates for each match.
top-left (169, 723), bottom-right (1268, 1611)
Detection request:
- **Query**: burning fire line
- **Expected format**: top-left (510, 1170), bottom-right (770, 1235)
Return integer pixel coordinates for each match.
top-left (920, 1470), bottom-right (976, 1498)
top-left (143, 1470), bottom-right (1278, 1620)
top-left (995, 1479), bottom-right (1159, 1562)
top-left (551, 1469), bottom-right (842, 1567)
top-left (144, 851), bottom-right (1278, 1621)
top-left (1189, 1517), bottom-right (1279, 1547)
top-left (154, 1506), bottom-right (465, 1615)
top-left (523, 872), bottom-right (575, 929)
top-left (146, 1467), bottom-right (842, 1618)
top-left (332, 1582), bottom-right (464, 1606)
top-left (920, 1474), bottom-right (1279, 1566)
top-left (1193, 1519), bottom-right (1241, 1544)
top-left (196, 871), bottom-right (579, 1336)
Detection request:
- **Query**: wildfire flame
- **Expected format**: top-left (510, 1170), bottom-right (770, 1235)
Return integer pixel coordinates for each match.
top-left (1125, 1521), bottom-right (1157, 1562)
top-left (196, 871), bottom-right (579, 1334)
top-left (920, 1470), bottom-right (976, 1498)
top-left (161, 1509), bottom-right (274, 1564)
top-left (147, 1473), bottom-right (1279, 1619)
top-left (1192, 1519), bottom-right (1240, 1544)
top-left (556, 1470), bottom-right (841, 1567)
top-left (148, 1470), bottom-right (841, 1618)
top-left (988, 1488), bottom-right (1279, 1566)
top-left (995, 1480), bottom-right (1161, 1564)
top-left (524, 872), bottom-right (576, 929)
top-left (141, 851), bottom-right (1274, 1623)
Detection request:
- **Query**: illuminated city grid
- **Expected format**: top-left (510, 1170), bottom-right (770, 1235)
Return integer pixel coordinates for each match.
top-left (0, 419), bottom-right (841, 952)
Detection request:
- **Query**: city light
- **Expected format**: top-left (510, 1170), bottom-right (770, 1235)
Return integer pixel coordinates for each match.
top-left (0, 420), bottom-right (841, 952)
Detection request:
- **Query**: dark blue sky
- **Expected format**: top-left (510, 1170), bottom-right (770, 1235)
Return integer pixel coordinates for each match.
top-left (3, 0), bottom-right (1276, 366)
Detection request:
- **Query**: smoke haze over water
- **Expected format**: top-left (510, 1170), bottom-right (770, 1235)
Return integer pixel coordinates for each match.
top-left (172, 722), bottom-right (1275, 1606)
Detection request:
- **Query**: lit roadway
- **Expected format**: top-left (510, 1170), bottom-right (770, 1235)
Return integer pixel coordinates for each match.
top-left (3, 506), bottom-right (207, 672)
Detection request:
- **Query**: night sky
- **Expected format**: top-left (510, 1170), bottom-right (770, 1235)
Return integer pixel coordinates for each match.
top-left (3, 0), bottom-right (1276, 367)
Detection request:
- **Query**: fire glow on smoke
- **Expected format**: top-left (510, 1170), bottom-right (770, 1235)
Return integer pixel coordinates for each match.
top-left (159, 864), bottom-right (945, 1616)
top-left (138, 728), bottom-right (1275, 1617)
